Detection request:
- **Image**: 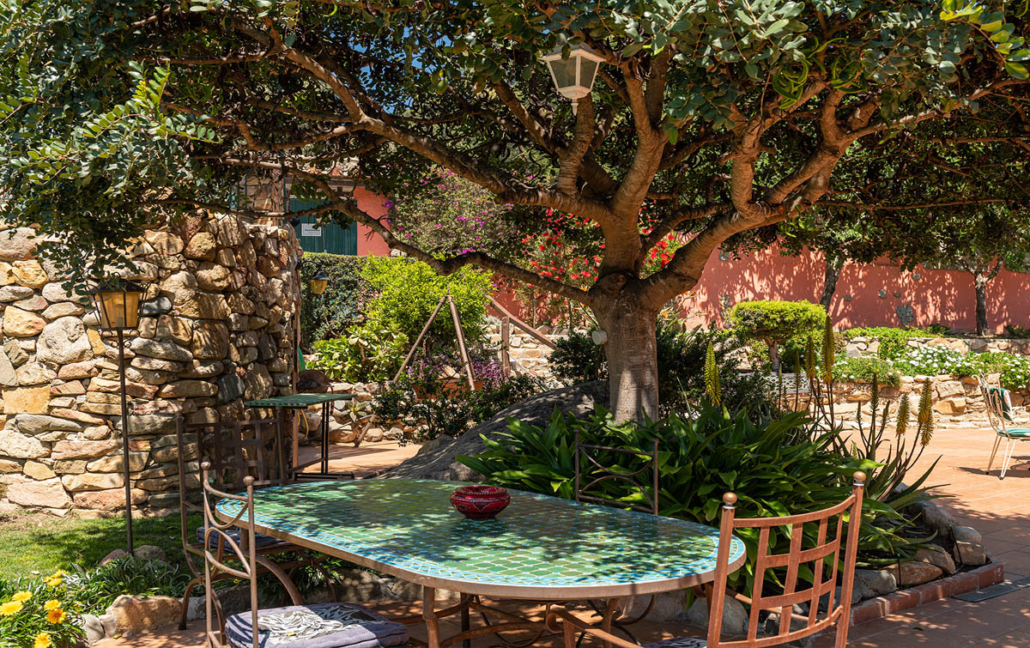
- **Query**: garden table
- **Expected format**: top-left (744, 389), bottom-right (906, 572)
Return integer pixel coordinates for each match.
top-left (245, 393), bottom-right (354, 480)
top-left (215, 479), bottom-right (747, 648)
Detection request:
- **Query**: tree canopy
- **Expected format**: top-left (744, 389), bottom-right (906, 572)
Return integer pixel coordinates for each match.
top-left (1, 0), bottom-right (1028, 419)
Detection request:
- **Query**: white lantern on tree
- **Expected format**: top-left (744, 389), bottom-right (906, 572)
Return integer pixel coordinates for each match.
top-left (541, 43), bottom-right (606, 114)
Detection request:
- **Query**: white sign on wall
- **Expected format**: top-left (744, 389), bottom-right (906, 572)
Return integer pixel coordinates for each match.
top-left (300, 223), bottom-right (322, 237)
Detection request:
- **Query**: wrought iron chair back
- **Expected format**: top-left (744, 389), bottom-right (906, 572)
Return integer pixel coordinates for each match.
top-left (573, 429), bottom-right (660, 515)
top-left (707, 472), bottom-right (866, 648)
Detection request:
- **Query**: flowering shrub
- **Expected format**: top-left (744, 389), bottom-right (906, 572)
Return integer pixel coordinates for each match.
top-left (892, 346), bottom-right (964, 377)
top-left (834, 345), bottom-right (1030, 391)
top-left (832, 356), bottom-right (902, 387)
top-left (842, 326), bottom-right (944, 360)
top-left (0, 571), bottom-right (84, 648)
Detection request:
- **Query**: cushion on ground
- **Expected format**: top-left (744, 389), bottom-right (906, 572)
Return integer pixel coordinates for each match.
top-left (196, 525), bottom-right (284, 550)
top-left (999, 427), bottom-right (1030, 438)
top-left (225, 602), bottom-right (409, 648)
top-left (645, 638), bottom-right (708, 648)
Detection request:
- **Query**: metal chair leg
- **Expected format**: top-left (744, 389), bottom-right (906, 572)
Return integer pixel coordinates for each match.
top-left (1000, 439), bottom-right (1017, 480)
top-left (987, 435), bottom-right (1003, 474)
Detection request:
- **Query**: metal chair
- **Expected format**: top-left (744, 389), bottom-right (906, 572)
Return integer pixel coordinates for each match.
top-left (979, 376), bottom-right (1030, 479)
top-left (176, 417), bottom-right (335, 631)
top-left (548, 472), bottom-right (866, 648)
top-left (573, 430), bottom-right (660, 641)
top-left (200, 463), bottom-right (409, 648)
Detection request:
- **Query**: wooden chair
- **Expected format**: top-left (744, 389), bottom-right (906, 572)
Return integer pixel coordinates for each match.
top-left (176, 417), bottom-right (335, 631)
top-left (979, 376), bottom-right (1030, 479)
top-left (200, 462), bottom-right (410, 648)
top-left (548, 472), bottom-right (866, 648)
top-left (574, 431), bottom-right (660, 639)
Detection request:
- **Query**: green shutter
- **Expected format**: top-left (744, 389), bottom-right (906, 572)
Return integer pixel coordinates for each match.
top-left (290, 197), bottom-right (358, 255)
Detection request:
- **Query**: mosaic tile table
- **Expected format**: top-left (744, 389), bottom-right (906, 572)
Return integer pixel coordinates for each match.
top-left (215, 479), bottom-right (746, 648)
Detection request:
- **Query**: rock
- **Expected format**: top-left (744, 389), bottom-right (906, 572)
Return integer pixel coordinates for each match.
top-left (62, 472), bottom-right (125, 492)
top-left (217, 374), bottom-right (245, 403)
top-left (75, 488), bottom-right (148, 511)
top-left (4, 340), bottom-right (27, 367)
top-left (0, 459), bottom-right (21, 473)
top-left (0, 430), bottom-right (48, 458)
top-left (37, 316), bottom-right (94, 364)
top-left (0, 349), bottom-right (17, 387)
top-left (53, 460), bottom-right (88, 474)
top-left (51, 440), bottom-right (120, 461)
top-left (909, 500), bottom-right (954, 541)
top-left (153, 315), bottom-right (191, 345)
top-left (14, 414), bottom-right (85, 434)
top-left (40, 282), bottom-right (82, 303)
top-left (6, 478), bottom-right (73, 508)
top-left (196, 263), bottom-right (231, 290)
top-left (182, 360), bottom-right (223, 379)
top-left (23, 460), bottom-right (57, 480)
top-left (242, 364), bottom-right (273, 401)
top-left (87, 452), bottom-right (147, 473)
top-left (386, 382), bottom-right (607, 481)
top-left (158, 380), bottom-right (219, 398)
top-left (13, 295), bottom-right (48, 311)
top-left (916, 545), bottom-right (957, 575)
top-left (686, 595), bottom-right (748, 637)
top-left (184, 232), bottom-right (217, 260)
top-left (106, 594), bottom-right (181, 636)
top-left (160, 271), bottom-right (197, 305)
top-left (42, 302), bottom-right (85, 320)
top-left (139, 296), bottom-right (173, 317)
top-left (130, 337), bottom-right (193, 362)
top-left (954, 526), bottom-right (988, 566)
top-left (178, 293), bottom-right (230, 320)
top-left (191, 321), bottom-right (229, 360)
top-left (3, 306), bottom-right (46, 337)
top-left (144, 231), bottom-right (184, 256)
top-left (82, 613), bottom-right (106, 644)
top-left (131, 356), bottom-right (186, 373)
top-left (933, 396), bottom-right (966, 415)
top-left (0, 285), bottom-right (35, 302)
top-left (0, 228), bottom-right (37, 261)
top-left (15, 362), bottom-right (49, 386)
top-left (11, 260), bottom-right (48, 288)
top-left (2, 386), bottom-right (50, 414)
top-left (884, 561), bottom-right (943, 587)
top-left (853, 569), bottom-right (897, 600)
top-left (121, 413), bottom-right (176, 436)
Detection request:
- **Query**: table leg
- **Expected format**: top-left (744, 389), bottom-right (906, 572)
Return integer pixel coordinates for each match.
top-left (423, 587), bottom-right (441, 648)
top-left (461, 595), bottom-right (471, 648)
top-left (288, 407), bottom-right (298, 473)
top-left (321, 401), bottom-right (330, 475)
top-left (601, 599), bottom-right (620, 648)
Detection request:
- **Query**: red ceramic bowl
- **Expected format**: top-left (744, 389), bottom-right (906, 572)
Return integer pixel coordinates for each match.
top-left (450, 485), bottom-right (511, 520)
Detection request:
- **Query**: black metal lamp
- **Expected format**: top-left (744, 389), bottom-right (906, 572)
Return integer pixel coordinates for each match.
top-left (309, 268), bottom-right (330, 296)
top-left (88, 277), bottom-right (147, 555)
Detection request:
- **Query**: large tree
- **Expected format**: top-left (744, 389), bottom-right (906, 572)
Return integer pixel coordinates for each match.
top-left (1, 0), bottom-right (1028, 421)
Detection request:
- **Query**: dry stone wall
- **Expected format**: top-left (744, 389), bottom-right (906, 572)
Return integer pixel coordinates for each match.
top-left (0, 214), bottom-right (301, 516)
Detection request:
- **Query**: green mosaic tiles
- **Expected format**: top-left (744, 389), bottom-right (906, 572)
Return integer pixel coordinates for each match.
top-left (217, 479), bottom-right (744, 594)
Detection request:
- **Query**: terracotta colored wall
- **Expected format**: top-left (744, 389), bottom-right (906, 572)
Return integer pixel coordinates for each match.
top-left (353, 187), bottom-right (393, 257)
top-left (682, 246), bottom-right (1030, 334)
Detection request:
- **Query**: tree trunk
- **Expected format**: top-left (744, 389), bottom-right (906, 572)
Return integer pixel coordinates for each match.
top-left (820, 254), bottom-right (845, 310)
top-left (974, 272), bottom-right (989, 336)
top-left (596, 299), bottom-right (660, 423)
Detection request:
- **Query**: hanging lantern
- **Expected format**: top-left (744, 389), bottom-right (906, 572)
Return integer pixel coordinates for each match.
top-left (88, 278), bottom-right (146, 330)
top-left (541, 43), bottom-right (606, 114)
top-left (309, 268), bottom-right (330, 296)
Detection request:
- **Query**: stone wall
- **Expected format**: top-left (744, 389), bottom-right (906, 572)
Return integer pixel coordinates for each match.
top-left (845, 335), bottom-right (1030, 358)
top-left (0, 214), bottom-right (301, 516)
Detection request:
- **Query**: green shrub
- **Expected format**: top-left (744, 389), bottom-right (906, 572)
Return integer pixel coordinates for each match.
top-left (892, 346), bottom-right (963, 377)
top-left (833, 356), bottom-right (902, 387)
top-left (549, 333), bottom-right (606, 384)
top-left (842, 327), bottom-right (942, 360)
top-left (951, 351), bottom-right (1030, 390)
top-left (66, 556), bottom-right (191, 614)
top-left (0, 570), bottom-right (85, 648)
top-left (728, 300), bottom-right (826, 369)
top-left (361, 256), bottom-right (493, 348)
top-left (308, 319), bottom-right (409, 382)
top-left (458, 405), bottom-right (920, 597)
top-left (299, 253), bottom-right (370, 348)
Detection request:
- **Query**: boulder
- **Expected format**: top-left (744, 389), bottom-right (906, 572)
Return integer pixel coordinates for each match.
top-left (196, 263), bottom-right (231, 290)
top-left (160, 271), bottom-right (197, 305)
top-left (385, 382), bottom-right (607, 481)
top-left (0, 227), bottom-right (38, 261)
top-left (3, 306), bottom-right (46, 337)
top-left (37, 316), bottom-right (94, 365)
top-left (41, 282), bottom-right (84, 303)
top-left (41, 302), bottom-right (85, 320)
top-left (106, 594), bottom-right (181, 637)
top-left (13, 295), bottom-right (48, 311)
top-left (884, 561), bottom-right (943, 587)
top-left (184, 232), bottom-right (217, 260)
top-left (11, 260), bottom-right (48, 288)
top-left (82, 613), bottom-right (106, 644)
top-left (7, 478), bottom-right (73, 508)
top-left (954, 525), bottom-right (988, 566)
top-left (22, 460), bottom-right (56, 480)
top-left (62, 472), bottom-right (125, 492)
top-left (130, 337), bottom-right (193, 362)
top-left (0, 285), bottom-right (35, 302)
top-left (4, 340), bottom-right (27, 367)
top-left (87, 452), bottom-right (148, 473)
top-left (909, 500), bottom-right (954, 541)
top-left (0, 349), bottom-right (17, 387)
top-left (139, 296), bottom-right (173, 317)
top-left (178, 293), bottom-right (230, 320)
top-left (74, 488), bottom-right (148, 511)
top-left (916, 545), bottom-right (957, 575)
top-left (686, 595), bottom-right (748, 637)
top-left (191, 321), bottom-right (229, 360)
top-left (14, 414), bottom-right (86, 434)
top-left (15, 362), bottom-right (49, 386)
top-left (853, 569), bottom-right (897, 600)
top-left (144, 231), bottom-right (184, 256)
top-left (155, 315), bottom-right (192, 346)
top-left (0, 430), bottom-right (48, 458)
top-left (158, 380), bottom-right (219, 398)
top-left (58, 360), bottom-right (97, 380)
top-left (119, 413), bottom-right (176, 436)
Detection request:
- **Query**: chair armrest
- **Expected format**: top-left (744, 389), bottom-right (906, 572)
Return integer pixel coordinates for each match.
top-left (545, 610), bottom-right (644, 648)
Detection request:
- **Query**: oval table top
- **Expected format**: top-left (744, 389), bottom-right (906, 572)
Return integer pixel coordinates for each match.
top-left (215, 479), bottom-right (746, 599)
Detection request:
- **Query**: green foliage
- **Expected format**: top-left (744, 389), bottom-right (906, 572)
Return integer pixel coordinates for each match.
top-left (361, 257), bottom-right (493, 348)
top-left (1004, 324), bottom-right (1030, 339)
top-left (843, 327), bottom-right (942, 360)
top-left (549, 332), bottom-right (606, 385)
top-left (704, 341), bottom-right (721, 405)
top-left (308, 320), bottom-right (409, 383)
top-left (458, 405), bottom-right (921, 596)
top-left (299, 254), bottom-right (370, 348)
top-left (67, 556), bottom-right (190, 614)
top-left (833, 357), bottom-right (903, 387)
top-left (729, 301), bottom-right (826, 369)
top-left (0, 570), bottom-right (85, 648)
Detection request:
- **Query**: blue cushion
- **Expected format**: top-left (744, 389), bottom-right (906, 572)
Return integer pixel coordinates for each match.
top-left (645, 639), bottom-right (707, 648)
top-left (225, 602), bottom-right (409, 648)
top-left (196, 526), bottom-right (284, 550)
top-left (1000, 427), bottom-right (1030, 438)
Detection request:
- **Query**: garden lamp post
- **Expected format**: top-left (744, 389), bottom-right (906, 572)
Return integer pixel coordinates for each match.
top-left (88, 278), bottom-right (147, 555)
top-left (540, 43), bottom-right (605, 114)
top-left (309, 267), bottom-right (330, 296)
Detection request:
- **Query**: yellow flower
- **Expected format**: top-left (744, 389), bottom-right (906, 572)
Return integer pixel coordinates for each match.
top-left (34, 633), bottom-right (52, 648)
top-left (43, 573), bottom-right (63, 588)
top-left (0, 600), bottom-right (24, 616)
top-left (44, 599), bottom-right (61, 611)
top-left (46, 607), bottom-right (66, 624)
top-left (11, 591), bottom-right (32, 602)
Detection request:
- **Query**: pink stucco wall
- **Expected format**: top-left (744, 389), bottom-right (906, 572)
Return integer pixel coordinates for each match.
top-left (682, 246), bottom-right (1030, 334)
top-left (354, 186), bottom-right (393, 257)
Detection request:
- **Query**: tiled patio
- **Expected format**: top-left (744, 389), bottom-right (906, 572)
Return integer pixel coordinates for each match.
top-left (99, 425), bottom-right (1030, 648)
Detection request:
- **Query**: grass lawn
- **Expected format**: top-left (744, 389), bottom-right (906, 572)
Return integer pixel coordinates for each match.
top-left (0, 509), bottom-right (199, 581)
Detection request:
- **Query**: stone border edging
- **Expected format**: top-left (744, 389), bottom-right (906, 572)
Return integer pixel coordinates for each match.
top-left (851, 559), bottom-right (1004, 625)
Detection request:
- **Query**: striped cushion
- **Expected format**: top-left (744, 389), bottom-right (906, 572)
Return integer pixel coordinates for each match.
top-left (645, 638), bottom-right (708, 648)
top-left (226, 602), bottom-right (408, 648)
top-left (1000, 427), bottom-right (1030, 438)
